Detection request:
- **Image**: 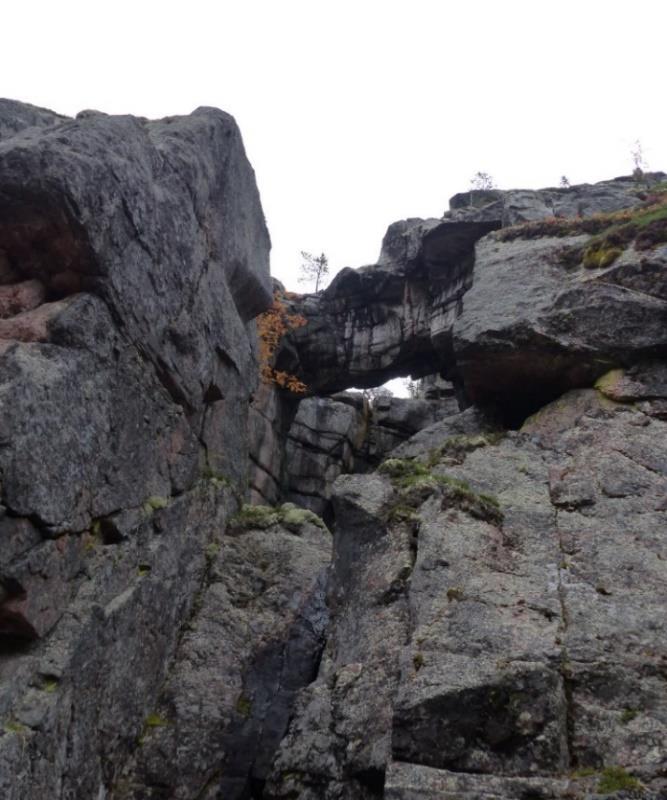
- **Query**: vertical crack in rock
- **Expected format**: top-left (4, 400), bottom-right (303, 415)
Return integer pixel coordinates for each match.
top-left (553, 505), bottom-right (575, 772)
top-left (119, 512), bottom-right (331, 800)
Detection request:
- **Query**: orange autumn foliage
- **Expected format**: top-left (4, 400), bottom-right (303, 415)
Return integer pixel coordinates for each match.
top-left (257, 291), bottom-right (308, 393)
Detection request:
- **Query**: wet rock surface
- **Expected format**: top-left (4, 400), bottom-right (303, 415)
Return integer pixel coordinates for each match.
top-left (117, 510), bottom-right (331, 800)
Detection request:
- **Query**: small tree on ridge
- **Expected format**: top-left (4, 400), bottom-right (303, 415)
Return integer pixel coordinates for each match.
top-left (299, 251), bottom-right (330, 292)
top-left (470, 172), bottom-right (496, 191)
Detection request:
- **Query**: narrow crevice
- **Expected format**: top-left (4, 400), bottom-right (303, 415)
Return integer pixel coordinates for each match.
top-left (553, 506), bottom-right (575, 770)
top-left (353, 766), bottom-right (386, 797)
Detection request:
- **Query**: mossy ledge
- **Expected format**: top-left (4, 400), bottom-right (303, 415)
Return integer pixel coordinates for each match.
top-left (497, 187), bottom-right (667, 245)
top-left (378, 458), bottom-right (503, 525)
top-left (597, 766), bottom-right (642, 794)
top-left (497, 189), bottom-right (667, 271)
top-left (229, 502), bottom-right (329, 533)
top-left (426, 431), bottom-right (505, 467)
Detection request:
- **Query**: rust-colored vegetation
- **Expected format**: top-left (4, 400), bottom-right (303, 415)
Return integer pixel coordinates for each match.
top-left (497, 187), bottom-right (667, 270)
top-left (257, 290), bottom-right (308, 393)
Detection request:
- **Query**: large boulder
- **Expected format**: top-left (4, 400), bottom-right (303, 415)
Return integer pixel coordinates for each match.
top-left (0, 100), bottom-right (276, 799)
top-left (453, 232), bottom-right (667, 423)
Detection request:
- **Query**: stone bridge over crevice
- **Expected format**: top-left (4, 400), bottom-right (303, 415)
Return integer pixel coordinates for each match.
top-left (276, 216), bottom-right (500, 397)
top-left (276, 175), bottom-right (666, 416)
top-left (252, 176), bottom-right (667, 511)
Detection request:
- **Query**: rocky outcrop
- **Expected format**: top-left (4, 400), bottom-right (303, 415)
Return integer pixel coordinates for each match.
top-left (254, 174), bottom-right (667, 522)
top-left (275, 216), bottom-right (499, 395)
top-left (0, 99), bottom-right (298, 800)
top-left (3, 95), bottom-right (667, 800)
top-left (453, 231), bottom-right (667, 423)
top-left (268, 378), bottom-right (667, 798)
top-left (250, 389), bottom-right (460, 518)
top-left (446, 176), bottom-right (653, 225)
top-left (278, 175), bottom-right (666, 421)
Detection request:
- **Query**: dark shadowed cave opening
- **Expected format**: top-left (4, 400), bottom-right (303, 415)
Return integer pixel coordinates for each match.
top-left (0, 194), bottom-right (96, 303)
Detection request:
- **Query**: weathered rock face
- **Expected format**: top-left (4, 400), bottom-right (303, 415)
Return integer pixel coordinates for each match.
top-left (117, 507), bottom-right (331, 800)
top-left (453, 233), bottom-right (667, 422)
top-left (250, 389), bottom-right (459, 518)
top-left (0, 99), bottom-right (305, 800)
top-left (0, 99), bottom-right (66, 141)
top-left (282, 394), bottom-right (369, 516)
top-left (249, 382), bottom-right (301, 507)
top-left (268, 379), bottom-right (667, 798)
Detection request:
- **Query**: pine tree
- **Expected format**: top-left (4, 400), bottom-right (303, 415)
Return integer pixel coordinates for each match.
top-left (298, 251), bottom-right (329, 292)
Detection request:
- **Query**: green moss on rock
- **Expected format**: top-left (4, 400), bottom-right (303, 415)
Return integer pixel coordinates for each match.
top-left (597, 766), bottom-right (641, 794)
top-left (500, 193), bottom-right (667, 253)
top-left (561, 196), bottom-right (667, 268)
top-left (570, 767), bottom-right (597, 778)
top-left (427, 432), bottom-right (505, 467)
top-left (583, 244), bottom-right (623, 269)
top-left (143, 495), bottom-right (169, 515)
top-left (620, 707), bottom-right (639, 724)
top-left (380, 458), bottom-right (503, 525)
top-left (439, 475), bottom-right (503, 524)
top-left (595, 368), bottom-right (625, 396)
top-left (230, 505), bottom-right (281, 530)
top-left (388, 505), bottom-right (419, 524)
top-left (280, 503), bottom-right (327, 531)
top-left (378, 458), bottom-right (431, 485)
top-left (144, 712), bottom-right (169, 729)
top-left (236, 694), bottom-right (252, 718)
top-left (229, 503), bottom-right (328, 533)
top-left (3, 720), bottom-right (27, 735)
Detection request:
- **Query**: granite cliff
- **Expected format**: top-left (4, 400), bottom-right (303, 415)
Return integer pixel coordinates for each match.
top-left (0, 100), bottom-right (666, 799)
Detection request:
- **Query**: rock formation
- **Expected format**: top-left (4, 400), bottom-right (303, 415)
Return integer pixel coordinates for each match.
top-left (0, 100), bottom-right (323, 800)
top-left (267, 384), bottom-right (667, 799)
top-left (250, 388), bottom-right (459, 518)
top-left (1, 98), bottom-right (666, 799)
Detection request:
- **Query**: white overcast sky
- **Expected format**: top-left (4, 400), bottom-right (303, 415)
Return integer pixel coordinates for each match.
top-left (3, 0), bottom-right (666, 294)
